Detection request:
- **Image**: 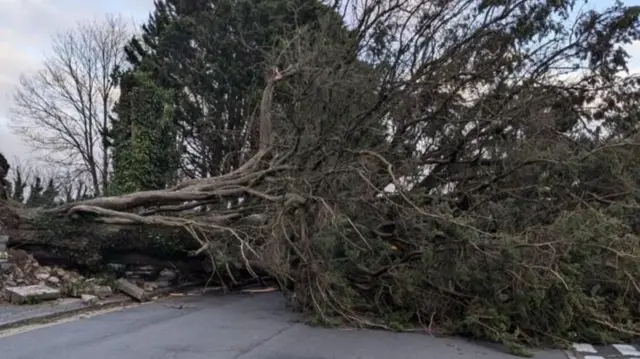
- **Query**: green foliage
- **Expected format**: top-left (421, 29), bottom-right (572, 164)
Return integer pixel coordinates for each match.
top-left (7, 169), bottom-right (27, 203)
top-left (206, 0), bottom-right (640, 352)
top-left (109, 70), bottom-right (180, 194)
top-left (89, 0), bottom-right (640, 352)
top-left (113, 0), bottom-right (354, 180)
top-left (24, 177), bottom-right (55, 207)
top-left (6, 174), bottom-right (60, 208)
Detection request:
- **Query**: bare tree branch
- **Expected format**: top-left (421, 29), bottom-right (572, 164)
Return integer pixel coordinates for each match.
top-left (9, 14), bottom-right (131, 196)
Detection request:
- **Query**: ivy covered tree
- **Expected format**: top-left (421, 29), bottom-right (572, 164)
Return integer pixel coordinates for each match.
top-left (109, 70), bottom-right (179, 195)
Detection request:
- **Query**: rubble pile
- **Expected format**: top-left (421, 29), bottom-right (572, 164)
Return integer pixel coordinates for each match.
top-left (111, 265), bottom-right (180, 302)
top-left (0, 248), bottom-right (113, 302)
top-left (1, 249), bottom-right (77, 287)
top-left (0, 247), bottom-right (186, 304)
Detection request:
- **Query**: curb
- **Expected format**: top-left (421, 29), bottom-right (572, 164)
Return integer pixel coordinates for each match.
top-left (0, 295), bottom-right (133, 331)
top-left (0, 282), bottom-right (206, 331)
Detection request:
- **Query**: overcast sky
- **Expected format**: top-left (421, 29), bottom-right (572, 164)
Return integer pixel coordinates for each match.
top-left (0, 0), bottom-right (154, 164)
top-left (0, 0), bottom-right (639, 166)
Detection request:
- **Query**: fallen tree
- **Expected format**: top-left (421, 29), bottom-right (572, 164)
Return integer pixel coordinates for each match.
top-left (3, 216), bottom-right (201, 271)
top-left (3, 0), bottom-right (640, 355)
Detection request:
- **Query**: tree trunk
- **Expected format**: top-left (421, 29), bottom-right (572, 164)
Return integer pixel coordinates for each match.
top-left (0, 201), bottom-right (202, 272)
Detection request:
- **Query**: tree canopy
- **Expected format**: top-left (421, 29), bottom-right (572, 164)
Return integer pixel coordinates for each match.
top-left (110, 0), bottom-right (358, 193)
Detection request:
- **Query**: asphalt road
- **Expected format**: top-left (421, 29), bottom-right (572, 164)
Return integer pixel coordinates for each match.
top-left (0, 292), bottom-right (569, 359)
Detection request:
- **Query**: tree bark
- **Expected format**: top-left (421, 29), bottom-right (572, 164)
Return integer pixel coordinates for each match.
top-left (0, 202), bottom-right (202, 272)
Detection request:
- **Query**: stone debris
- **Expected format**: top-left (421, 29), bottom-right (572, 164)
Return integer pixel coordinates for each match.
top-left (152, 280), bottom-right (172, 289)
top-left (116, 278), bottom-right (149, 302)
top-left (5, 284), bottom-right (61, 304)
top-left (35, 272), bottom-right (50, 281)
top-left (143, 282), bottom-right (156, 292)
top-left (0, 249), bottom-right (87, 302)
top-left (158, 268), bottom-right (177, 280)
top-left (107, 263), bottom-right (126, 272)
top-left (0, 246), bottom-right (186, 305)
top-left (85, 285), bottom-right (113, 299)
top-left (81, 294), bottom-right (98, 305)
top-left (0, 249), bottom-right (118, 304)
top-left (124, 269), bottom-right (156, 281)
top-left (0, 235), bottom-right (8, 262)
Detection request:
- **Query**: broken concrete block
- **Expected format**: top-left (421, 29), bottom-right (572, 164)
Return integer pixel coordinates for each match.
top-left (81, 294), bottom-right (98, 305)
top-left (88, 285), bottom-right (113, 298)
top-left (152, 280), bottom-right (172, 288)
top-left (143, 282), bottom-right (156, 292)
top-left (0, 235), bottom-right (8, 263)
top-left (158, 268), bottom-right (176, 280)
top-left (116, 278), bottom-right (148, 302)
top-left (1, 262), bottom-right (13, 273)
top-left (73, 284), bottom-right (112, 299)
top-left (35, 272), bottom-right (50, 281)
top-left (107, 263), bottom-right (126, 275)
top-left (5, 284), bottom-right (61, 304)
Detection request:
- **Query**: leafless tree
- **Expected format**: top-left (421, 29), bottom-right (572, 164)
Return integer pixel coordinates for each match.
top-left (57, 169), bottom-right (92, 203)
top-left (10, 14), bottom-right (131, 196)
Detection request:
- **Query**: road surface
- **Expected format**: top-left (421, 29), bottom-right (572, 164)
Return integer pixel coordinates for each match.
top-left (0, 291), bottom-right (572, 359)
